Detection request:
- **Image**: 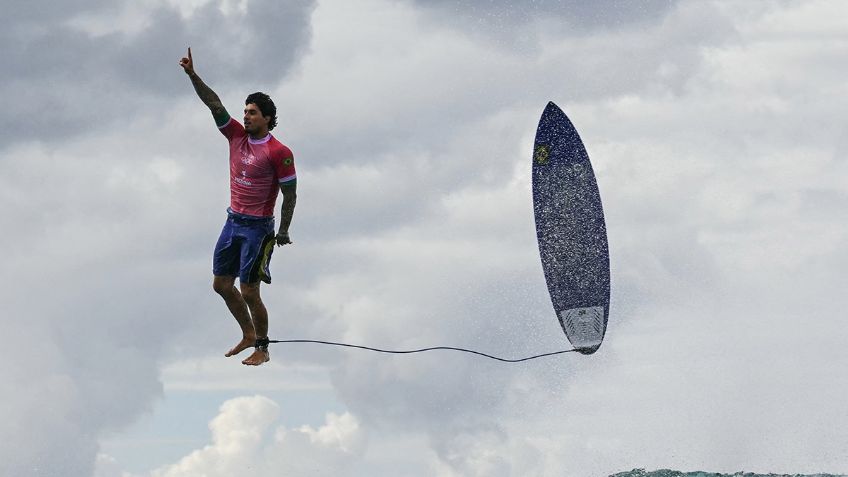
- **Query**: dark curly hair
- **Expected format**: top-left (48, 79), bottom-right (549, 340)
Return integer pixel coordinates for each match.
top-left (245, 92), bottom-right (278, 131)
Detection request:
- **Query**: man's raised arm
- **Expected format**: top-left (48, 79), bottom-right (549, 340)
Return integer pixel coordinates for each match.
top-left (179, 47), bottom-right (230, 126)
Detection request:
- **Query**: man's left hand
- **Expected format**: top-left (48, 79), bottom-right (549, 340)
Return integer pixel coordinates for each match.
top-left (276, 232), bottom-right (292, 246)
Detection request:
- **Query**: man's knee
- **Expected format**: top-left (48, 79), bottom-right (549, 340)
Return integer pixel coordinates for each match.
top-left (240, 282), bottom-right (262, 305)
top-left (213, 276), bottom-right (236, 296)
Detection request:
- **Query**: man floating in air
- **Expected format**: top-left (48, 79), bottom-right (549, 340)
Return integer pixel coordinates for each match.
top-left (179, 47), bottom-right (297, 366)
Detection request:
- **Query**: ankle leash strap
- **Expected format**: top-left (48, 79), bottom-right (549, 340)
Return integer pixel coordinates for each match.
top-left (255, 337), bottom-right (270, 351)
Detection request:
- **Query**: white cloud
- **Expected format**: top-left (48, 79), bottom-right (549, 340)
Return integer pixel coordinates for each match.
top-left (143, 396), bottom-right (365, 477)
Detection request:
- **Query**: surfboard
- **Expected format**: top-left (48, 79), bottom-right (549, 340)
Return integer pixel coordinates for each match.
top-left (532, 101), bottom-right (610, 355)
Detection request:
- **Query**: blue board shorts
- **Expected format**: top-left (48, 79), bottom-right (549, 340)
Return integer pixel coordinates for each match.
top-left (213, 209), bottom-right (276, 284)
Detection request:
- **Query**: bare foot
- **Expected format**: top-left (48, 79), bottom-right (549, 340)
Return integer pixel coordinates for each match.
top-left (225, 336), bottom-right (256, 357)
top-left (242, 349), bottom-right (270, 366)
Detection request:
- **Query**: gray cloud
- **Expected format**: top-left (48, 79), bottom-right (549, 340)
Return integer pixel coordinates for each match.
top-left (414, 0), bottom-right (681, 28)
top-left (407, 0), bottom-right (683, 56)
top-left (0, 0), bottom-right (315, 144)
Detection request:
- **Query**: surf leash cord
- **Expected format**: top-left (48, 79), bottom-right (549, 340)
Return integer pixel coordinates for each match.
top-left (265, 339), bottom-right (578, 363)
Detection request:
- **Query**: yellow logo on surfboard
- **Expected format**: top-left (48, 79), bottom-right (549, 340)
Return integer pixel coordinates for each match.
top-left (534, 145), bottom-right (550, 165)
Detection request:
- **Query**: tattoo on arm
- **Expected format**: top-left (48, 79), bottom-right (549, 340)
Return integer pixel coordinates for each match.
top-left (279, 182), bottom-right (297, 233)
top-left (188, 72), bottom-right (229, 125)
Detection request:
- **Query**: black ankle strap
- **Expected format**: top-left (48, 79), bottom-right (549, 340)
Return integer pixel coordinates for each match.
top-left (255, 337), bottom-right (270, 351)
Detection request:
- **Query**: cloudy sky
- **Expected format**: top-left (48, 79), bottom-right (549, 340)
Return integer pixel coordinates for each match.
top-left (2, 0), bottom-right (847, 476)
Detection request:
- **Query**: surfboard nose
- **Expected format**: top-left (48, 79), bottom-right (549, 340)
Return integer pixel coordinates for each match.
top-left (543, 101), bottom-right (562, 116)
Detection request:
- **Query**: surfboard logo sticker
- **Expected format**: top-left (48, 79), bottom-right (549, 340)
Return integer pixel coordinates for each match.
top-left (534, 144), bottom-right (550, 165)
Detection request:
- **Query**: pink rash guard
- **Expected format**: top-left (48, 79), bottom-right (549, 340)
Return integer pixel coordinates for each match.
top-left (219, 117), bottom-right (296, 217)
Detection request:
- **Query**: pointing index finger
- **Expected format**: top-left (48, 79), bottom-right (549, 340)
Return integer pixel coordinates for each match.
top-left (188, 47), bottom-right (192, 61)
